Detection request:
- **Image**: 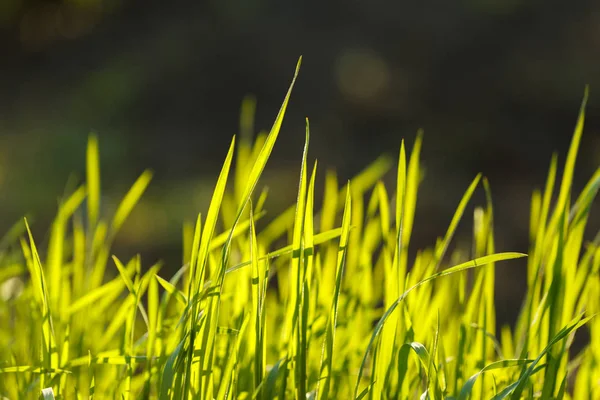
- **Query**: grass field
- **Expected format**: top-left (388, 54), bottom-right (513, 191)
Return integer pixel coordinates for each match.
top-left (0, 58), bottom-right (598, 399)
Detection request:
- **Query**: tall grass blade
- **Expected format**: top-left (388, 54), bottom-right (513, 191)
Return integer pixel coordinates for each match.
top-left (318, 185), bottom-right (351, 400)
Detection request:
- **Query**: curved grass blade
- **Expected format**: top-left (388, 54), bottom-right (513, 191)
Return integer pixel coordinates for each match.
top-left (250, 203), bottom-right (266, 397)
top-left (90, 169), bottom-right (153, 289)
top-left (457, 359), bottom-right (531, 400)
top-left (156, 275), bottom-right (188, 307)
top-left (547, 86), bottom-right (589, 234)
top-left (193, 137), bottom-right (236, 293)
top-left (111, 170), bottom-right (153, 234)
top-left (198, 58), bottom-right (302, 400)
top-left (225, 228), bottom-right (342, 275)
top-left (23, 219), bottom-right (58, 387)
top-left (354, 252), bottom-right (527, 398)
top-left (237, 56), bottom-right (302, 215)
top-left (431, 174), bottom-right (481, 272)
top-left (87, 133), bottom-right (101, 228)
top-left (507, 314), bottom-right (593, 399)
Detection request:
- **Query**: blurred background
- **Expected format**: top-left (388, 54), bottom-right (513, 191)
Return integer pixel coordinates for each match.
top-left (1, 0), bottom-right (599, 325)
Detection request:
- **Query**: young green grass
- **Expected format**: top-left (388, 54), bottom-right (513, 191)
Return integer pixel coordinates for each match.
top-left (0, 58), bottom-right (598, 399)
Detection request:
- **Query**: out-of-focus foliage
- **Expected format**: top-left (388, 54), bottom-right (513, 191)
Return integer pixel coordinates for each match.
top-left (1, 0), bottom-right (121, 47)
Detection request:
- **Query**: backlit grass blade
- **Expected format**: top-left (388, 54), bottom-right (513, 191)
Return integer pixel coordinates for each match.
top-left (236, 95), bottom-right (257, 201)
top-left (87, 133), bottom-right (101, 228)
top-left (532, 154), bottom-right (557, 272)
top-left (529, 191), bottom-right (541, 243)
top-left (399, 342), bottom-right (439, 395)
top-left (194, 137), bottom-right (236, 291)
top-left (321, 171), bottom-right (339, 233)
top-left (90, 169), bottom-right (153, 289)
top-left (146, 269), bottom-right (159, 394)
top-left (395, 140), bottom-right (407, 234)
top-left (427, 314), bottom-right (443, 400)
top-left (208, 210), bottom-right (266, 251)
top-left (80, 260), bottom-right (136, 313)
top-left (123, 258), bottom-right (143, 400)
top-left (482, 178), bottom-right (497, 338)
top-left (318, 184), bottom-right (351, 400)
top-left (568, 168), bottom-right (600, 231)
top-left (72, 207), bottom-right (85, 306)
top-left (23, 219), bottom-right (58, 389)
top-left (339, 155), bottom-right (393, 203)
top-left (112, 255), bottom-right (136, 295)
top-left (541, 207), bottom-right (568, 398)
top-left (250, 204), bottom-right (266, 397)
top-left (547, 87), bottom-right (588, 235)
top-left (47, 185), bottom-right (86, 312)
top-left (188, 137), bottom-right (235, 397)
top-left (111, 170), bottom-right (153, 234)
top-left (372, 140), bottom-right (407, 399)
top-left (298, 157), bottom-right (317, 399)
top-left (97, 296), bottom-right (135, 350)
top-left (186, 212), bottom-right (201, 298)
top-left (457, 359), bottom-right (531, 400)
top-left (260, 155), bottom-right (390, 245)
top-left (561, 169), bottom-right (600, 325)
top-left (155, 275), bottom-right (188, 307)
top-left (402, 131), bottom-right (422, 259)
top-left (197, 58), bottom-right (302, 400)
top-left (431, 174), bottom-right (481, 272)
top-left (285, 119), bottom-right (310, 398)
top-left (182, 220), bottom-right (193, 267)
top-left (317, 170), bottom-right (339, 308)
top-left (223, 227), bottom-right (342, 275)
top-left (237, 56), bottom-right (302, 213)
top-left (66, 275), bottom-right (128, 315)
top-left (516, 154), bottom-right (559, 360)
top-left (267, 229), bottom-right (343, 261)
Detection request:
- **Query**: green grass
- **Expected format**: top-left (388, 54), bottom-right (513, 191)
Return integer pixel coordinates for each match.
top-left (0, 58), bottom-right (599, 399)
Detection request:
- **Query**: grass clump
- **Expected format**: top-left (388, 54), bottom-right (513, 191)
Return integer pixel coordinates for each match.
top-left (0, 58), bottom-right (599, 399)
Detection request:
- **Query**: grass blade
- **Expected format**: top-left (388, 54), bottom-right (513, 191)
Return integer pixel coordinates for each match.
top-left (87, 133), bottom-right (101, 228)
top-left (318, 185), bottom-right (351, 400)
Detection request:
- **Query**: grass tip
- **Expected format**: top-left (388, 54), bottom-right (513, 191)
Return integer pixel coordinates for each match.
top-left (294, 56), bottom-right (303, 77)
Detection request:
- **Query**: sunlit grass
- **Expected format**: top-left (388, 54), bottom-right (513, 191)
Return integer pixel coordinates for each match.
top-left (0, 58), bottom-right (598, 399)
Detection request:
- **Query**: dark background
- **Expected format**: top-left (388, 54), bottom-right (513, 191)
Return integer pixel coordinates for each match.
top-left (1, 0), bottom-right (599, 326)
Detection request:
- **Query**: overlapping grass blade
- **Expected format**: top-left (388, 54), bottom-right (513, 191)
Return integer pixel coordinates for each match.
top-left (318, 185), bottom-right (351, 400)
